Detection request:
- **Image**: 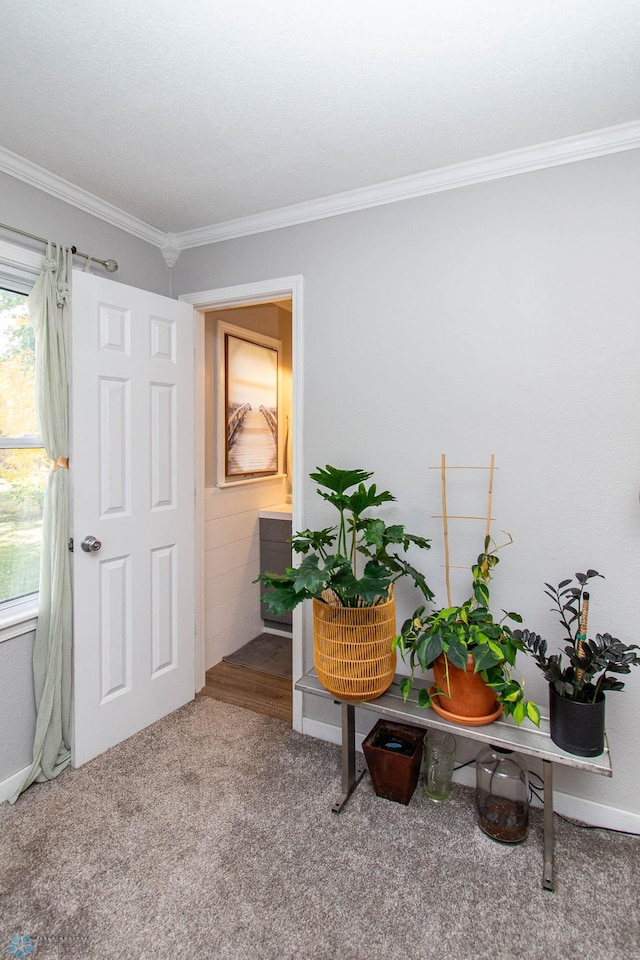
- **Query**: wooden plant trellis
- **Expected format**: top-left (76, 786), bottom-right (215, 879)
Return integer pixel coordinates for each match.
top-left (429, 454), bottom-right (497, 607)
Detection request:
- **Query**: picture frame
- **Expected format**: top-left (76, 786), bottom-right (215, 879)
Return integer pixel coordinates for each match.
top-left (216, 321), bottom-right (281, 485)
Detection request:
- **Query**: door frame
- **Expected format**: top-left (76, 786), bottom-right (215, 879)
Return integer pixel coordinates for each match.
top-left (180, 276), bottom-right (304, 732)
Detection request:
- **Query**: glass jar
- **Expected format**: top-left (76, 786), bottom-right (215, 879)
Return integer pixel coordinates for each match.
top-left (475, 745), bottom-right (529, 843)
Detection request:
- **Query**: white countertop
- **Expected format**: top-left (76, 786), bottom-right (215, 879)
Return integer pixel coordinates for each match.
top-left (258, 502), bottom-right (293, 520)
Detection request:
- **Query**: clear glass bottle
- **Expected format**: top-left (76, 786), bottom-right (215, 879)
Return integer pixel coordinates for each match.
top-left (475, 745), bottom-right (529, 843)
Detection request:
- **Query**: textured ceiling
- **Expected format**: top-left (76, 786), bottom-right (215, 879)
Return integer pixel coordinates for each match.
top-left (1, 0), bottom-right (639, 234)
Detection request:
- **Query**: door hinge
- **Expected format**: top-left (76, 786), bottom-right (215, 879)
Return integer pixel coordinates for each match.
top-left (68, 538), bottom-right (74, 553)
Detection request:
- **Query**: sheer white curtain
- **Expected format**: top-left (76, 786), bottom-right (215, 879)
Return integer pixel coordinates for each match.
top-left (11, 242), bottom-right (72, 802)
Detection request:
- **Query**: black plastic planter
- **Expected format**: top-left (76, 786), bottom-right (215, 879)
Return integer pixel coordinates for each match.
top-left (549, 684), bottom-right (605, 757)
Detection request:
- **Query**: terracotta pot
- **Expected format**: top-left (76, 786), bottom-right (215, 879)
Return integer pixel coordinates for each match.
top-left (431, 653), bottom-right (501, 725)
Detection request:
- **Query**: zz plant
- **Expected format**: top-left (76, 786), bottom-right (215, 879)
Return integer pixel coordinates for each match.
top-left (515, 570), bottom-right (640, 703)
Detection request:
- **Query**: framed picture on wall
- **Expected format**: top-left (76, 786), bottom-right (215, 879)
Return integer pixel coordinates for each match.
top-left (217, 322), bottom-right (281, 484)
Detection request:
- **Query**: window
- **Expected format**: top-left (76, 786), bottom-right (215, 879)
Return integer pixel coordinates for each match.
top-left (0, 288), bottom-right (47, 606)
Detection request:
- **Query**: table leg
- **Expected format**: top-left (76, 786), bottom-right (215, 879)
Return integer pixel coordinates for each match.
top-left (331, 702), bottom-right (365, 814)
top-left (542, 759), bottom-right (555, 891)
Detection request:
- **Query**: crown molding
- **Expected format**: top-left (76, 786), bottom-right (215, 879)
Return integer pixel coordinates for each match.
top-left (160, 233), bottom-right (182, 268)
top-left (0, 145), bottom-right (166, 247)
top-left (2, 120), bottom-right (639, 257)
top-left (174, 119), bottom-right (640, 249)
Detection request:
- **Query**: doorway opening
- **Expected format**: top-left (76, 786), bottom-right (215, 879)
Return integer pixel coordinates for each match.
top-left (201, 297), bottom-right (293, 722)
top-left (182, 274), bottom-right (303, 731)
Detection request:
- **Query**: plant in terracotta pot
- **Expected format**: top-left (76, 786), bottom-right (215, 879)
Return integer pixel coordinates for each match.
top-left (257, 465), bottom-right (435, 702)
top-left (393, 536), bottom-right (540, 727)
top-left (515, 570), bottom-right (640, 756)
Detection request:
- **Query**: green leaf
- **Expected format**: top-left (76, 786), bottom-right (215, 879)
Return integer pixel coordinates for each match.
top-left (500, 680), bottom-right (522, 700)
top-left (472, 644), bottom-right (502, 672)
top-left (512, 700), bottom-right (526, 726)
top-left (404, 532), bottom-right (432, 552)
top-left (504, 611), bottom-right (523, 623)
top-left (526, 701), bottom-right (541, 726)
top-left (413, 635), bottom-right (426, 670)
top-left (291, 527), bottom-right (336, 555)
top-left (292, 555), bottom-right (328, 595)
top-left (381, 523), bottom-right (406, 543)
top-left (423, 633), bottom-right (444, 667)
top-left (473, 581), bottom-right (490, 607)
top-left (260, 582), bottom-right (304, 615)
top-left (329, 565), bottom-right (362, 599)
top-left (308, 465), bottom-right (373, 495)
top-left (345, 483), bottom-right (396, 518)
top-left (399, 676), bottom-right (413, 702)
top-left (488, 640), bottom-right (504, 659)
top-left (362, 518), bottom-right (386, 549)
top-left (445, 640), bottom-right (468, 670)
top-left (390, 557), bottom-right (435, 603)
top-left (417, 687), bottom-right (432, 708)
top-left (353, 560), bottom-right (393, 603)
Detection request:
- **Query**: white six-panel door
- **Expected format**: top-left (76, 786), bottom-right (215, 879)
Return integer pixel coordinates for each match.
top-left (71, 270), bottom-right (195, 767)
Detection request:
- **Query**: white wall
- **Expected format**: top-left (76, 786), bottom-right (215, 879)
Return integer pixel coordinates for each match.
top-left (204, 478), bottom-right (287, 669)
top-left (174, 149), bottom-right (640, 826)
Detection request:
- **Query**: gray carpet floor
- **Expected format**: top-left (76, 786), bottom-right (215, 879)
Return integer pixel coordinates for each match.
top-left (1, 696), bottom-right (638, 960)
top-left (223, 632), bottom-right (292, 679)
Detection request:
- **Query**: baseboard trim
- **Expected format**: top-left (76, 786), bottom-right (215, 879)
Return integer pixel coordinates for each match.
top-left (301, 717), bottom-right (640, 834)
top-left (0, 764), bottom-right (29, 804)
top-left (550, 790), bottom-right (640, 834)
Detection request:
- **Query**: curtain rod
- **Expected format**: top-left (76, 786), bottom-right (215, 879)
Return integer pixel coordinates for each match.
top-left (0, 221), bottom-right (118, 273)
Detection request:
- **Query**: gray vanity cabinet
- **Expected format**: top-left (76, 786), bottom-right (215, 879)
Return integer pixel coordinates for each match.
top-left (259, 517), bottom-right (293, 629)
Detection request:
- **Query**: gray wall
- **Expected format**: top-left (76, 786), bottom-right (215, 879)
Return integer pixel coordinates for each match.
top-left (2, 150), bottom-right (639, 821)
top-left (0, 630), bottom-right (36, 784)
top-left (174, 149), bottom-right (640, 821)
top-left (0, 171), bottom-right (170, 295)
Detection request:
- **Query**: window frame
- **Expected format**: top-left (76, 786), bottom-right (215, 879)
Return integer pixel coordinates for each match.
top-left (0, 239), bottom-right (43, 638)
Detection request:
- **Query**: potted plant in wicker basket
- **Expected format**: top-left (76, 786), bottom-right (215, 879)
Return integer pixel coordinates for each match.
top-left (394, 536), bottom-right (540, 727)
top-left (515, 570), bottom-right (640, 756)
top-left (257, 465), bottom-right (434, 702)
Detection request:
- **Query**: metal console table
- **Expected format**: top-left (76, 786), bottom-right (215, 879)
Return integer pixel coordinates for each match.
top-left (296, 669), bottom-right (612, 892)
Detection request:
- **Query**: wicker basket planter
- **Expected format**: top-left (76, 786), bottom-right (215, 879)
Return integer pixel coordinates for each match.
top-left (312, 591), bottom-right (396, 702)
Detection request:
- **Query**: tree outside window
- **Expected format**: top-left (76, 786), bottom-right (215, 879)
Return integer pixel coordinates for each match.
top-left (0, 288), bottom-right (48, 604)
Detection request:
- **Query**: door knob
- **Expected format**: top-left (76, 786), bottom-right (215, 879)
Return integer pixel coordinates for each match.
top-left (81, 535), bottom-right (102, 553)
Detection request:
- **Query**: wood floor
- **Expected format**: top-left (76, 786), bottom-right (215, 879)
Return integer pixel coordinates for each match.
top-left (200, 660), bottom-right (292, 723)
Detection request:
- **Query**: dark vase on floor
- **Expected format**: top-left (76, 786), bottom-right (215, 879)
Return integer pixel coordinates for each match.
top-left (362, 719), bottom-right (424, 804)
top-left (549, 684), bottom-right (605, 757)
